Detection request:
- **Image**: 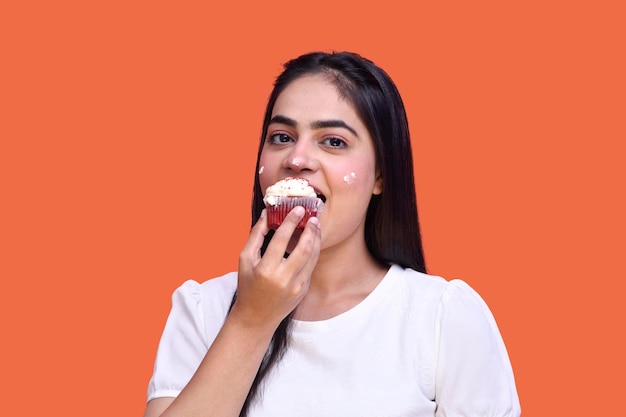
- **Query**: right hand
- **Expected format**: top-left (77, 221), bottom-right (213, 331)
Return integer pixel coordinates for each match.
top-left (233, 207), bottom-right (321, 329)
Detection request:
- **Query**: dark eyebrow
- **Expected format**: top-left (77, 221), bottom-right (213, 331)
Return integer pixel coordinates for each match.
top-left (269, 115), bottom-right (297, 127)
top-left (311, 120), bottom-right (358, 137)
top-left (269, 115), bottom-right (358, 137)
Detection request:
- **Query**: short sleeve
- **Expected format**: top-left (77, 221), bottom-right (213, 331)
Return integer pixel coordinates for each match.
top-left (147, 280), bottom-right (209, 401)
top-left (434, 280), bottom-right (521, 417)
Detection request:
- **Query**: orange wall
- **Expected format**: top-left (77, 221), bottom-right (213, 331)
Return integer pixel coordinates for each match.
top-left (2, 1), bottom-right (625, 416)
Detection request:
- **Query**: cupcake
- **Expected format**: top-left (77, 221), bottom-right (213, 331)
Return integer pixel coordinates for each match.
top-left (263, 177), bottom-right (324, 229)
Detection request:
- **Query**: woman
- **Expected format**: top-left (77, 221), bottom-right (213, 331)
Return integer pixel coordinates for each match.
top-left (144, 51), bottom-right (521, 417)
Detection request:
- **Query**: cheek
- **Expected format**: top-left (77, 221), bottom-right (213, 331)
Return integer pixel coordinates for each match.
top-left (257, 159), bottom-right (269, 191)
top-left (258, 151), bottom-right (277, 189)
top-left (342, 171), bottom-right (357, 185)
top-left (336, 160), bottom-right (376, 190)
top-left (336, 149), bottom-right (377, 187)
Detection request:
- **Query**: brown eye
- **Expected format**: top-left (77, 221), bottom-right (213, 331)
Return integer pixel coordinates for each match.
top-left (269, 133), bottom-right (293, 144)
top-left (324, 137), bottom-right (347, 148)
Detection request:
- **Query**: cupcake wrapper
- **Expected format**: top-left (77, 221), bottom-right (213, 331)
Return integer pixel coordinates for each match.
top-left (266, 196), bottom-right (324, 230)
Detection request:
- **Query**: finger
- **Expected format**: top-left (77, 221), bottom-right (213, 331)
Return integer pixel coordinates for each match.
top-left (284, 217), bottom-right (321, 296)
top-left (240, 209), bottom-right (269, 264)
top-left (262, 206), bottom-right (305, 262)
top-left (287, 216), bottom-right (321, 273)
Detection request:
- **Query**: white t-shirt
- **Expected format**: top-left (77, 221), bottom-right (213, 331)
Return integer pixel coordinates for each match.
top-left (147, 264), bottom-right (521, 417)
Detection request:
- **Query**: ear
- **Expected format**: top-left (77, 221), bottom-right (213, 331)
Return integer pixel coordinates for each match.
top-left (372, 172), bottom-right (383, 195)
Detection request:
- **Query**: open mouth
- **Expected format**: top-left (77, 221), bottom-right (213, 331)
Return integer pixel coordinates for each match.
top-left (316, 192), bottom-right (326, 203)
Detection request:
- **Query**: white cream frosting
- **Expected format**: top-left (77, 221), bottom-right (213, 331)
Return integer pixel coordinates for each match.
top-left (263, 177), bottom-right (317, 206)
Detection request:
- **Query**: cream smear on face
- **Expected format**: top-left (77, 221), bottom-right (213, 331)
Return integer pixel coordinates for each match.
top-left (291, 157), bottom-right (303, 167)
top-left (343, 171), bottom-right (357, 185)
top-left (258, 166), bottom-right (264, 175)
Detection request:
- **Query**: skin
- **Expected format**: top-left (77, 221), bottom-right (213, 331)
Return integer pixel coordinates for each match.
top-left (259, 73), bottom-right (387, 320)
top-left (143, 74), bottom-right (387, 417)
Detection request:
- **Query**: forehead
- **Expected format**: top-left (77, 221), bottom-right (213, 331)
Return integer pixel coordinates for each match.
top-left (271, 74), bottom-right (360, 123)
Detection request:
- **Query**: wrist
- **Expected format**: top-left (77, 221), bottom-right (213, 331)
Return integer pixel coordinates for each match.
top-left (227, 302), bottom-right (282, 339)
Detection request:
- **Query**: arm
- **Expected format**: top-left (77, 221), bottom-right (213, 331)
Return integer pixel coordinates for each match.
top-left (144, 207), bottom-right (321, 417)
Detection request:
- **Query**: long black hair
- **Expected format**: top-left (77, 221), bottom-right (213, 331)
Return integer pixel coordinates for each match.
top-left (237, 51), bottom-right (427, 416)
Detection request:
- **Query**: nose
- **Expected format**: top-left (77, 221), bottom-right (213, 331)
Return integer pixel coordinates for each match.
top-left (283, 140), bottom-right (319, 173)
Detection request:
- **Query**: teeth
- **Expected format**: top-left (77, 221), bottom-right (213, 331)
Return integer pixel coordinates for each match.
top-left (317, 194), bottom-right (326, 203)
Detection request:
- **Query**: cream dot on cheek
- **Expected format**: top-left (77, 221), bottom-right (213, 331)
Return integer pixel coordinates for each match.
top-left (258, 166), bottom-right (264, 175)
top-left (343, 172), bottom-right (357, 185)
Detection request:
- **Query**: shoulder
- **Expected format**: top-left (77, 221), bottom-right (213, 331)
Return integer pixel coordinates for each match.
top-left (173, 271), bottom-right (238, 306)
top-left (386, 264), bottom-right (494, 327)
top-left (390, 264), bottom-right (448, 290)
top-left (390, 265), bottom-right (485, 306)
top-left (388, 264), bottom-right (452, 304)
top-left (394, 266), bottom-right (509, 361)
top-left (168, 272), bottom-right (238, 334)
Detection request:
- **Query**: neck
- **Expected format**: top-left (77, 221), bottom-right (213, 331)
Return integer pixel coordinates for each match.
top-left (294, 239), bottom-right (389, 321)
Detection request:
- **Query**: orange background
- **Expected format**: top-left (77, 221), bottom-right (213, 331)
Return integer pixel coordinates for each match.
top-left (1, 1), bottom-right (624, 415)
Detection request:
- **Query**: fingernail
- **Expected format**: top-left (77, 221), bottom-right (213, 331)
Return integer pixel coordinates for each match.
top-left (293, 206), bottom-right (305, 216)
top-left (309, 216), bottom-right (320, 227)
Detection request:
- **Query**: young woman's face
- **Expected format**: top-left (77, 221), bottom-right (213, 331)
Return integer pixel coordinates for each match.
top-left (259, 74), bottom-right (382, 251)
